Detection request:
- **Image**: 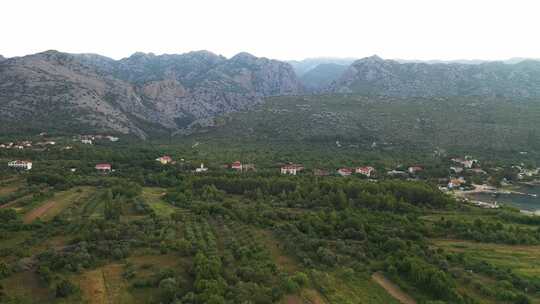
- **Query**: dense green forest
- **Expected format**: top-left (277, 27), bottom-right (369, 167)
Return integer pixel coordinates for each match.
top-left (189, 94), bottom-right (540, 163)
top-left (0, 139), bottom-right (539, 304)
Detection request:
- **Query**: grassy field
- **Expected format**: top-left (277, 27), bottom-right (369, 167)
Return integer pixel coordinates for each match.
top-left (141, 187), bottom-right (177, 217)
top-left (309, 269), bottom-right (402, 304)
top-left (22, 187), bottom-right (94, 223)
top-left (0, 271), bottom-right (54, 302)
top-left (75, 264), bottom-right (136, 304)
top-left (433, 239), bottom-right (540, 304)
top-left (434, 239), bottom-right (540, 282)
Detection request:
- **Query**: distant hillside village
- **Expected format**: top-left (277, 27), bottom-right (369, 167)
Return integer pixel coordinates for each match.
top-left (0, 133), bottom-right (119, 151)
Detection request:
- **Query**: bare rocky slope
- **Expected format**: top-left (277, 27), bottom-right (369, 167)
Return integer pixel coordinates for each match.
top-left (0, 50), bottom-right (302, 137)
top-left (329, 55), bottom-right (540, 97)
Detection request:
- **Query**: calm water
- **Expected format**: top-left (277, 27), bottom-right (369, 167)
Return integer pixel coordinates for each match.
top-left (467, 185), bottom-right (540, 212)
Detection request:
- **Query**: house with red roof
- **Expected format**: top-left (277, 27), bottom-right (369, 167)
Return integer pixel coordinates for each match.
top-left (231, 161), bottom-right (242, 171)
top-left (408, 166), bottom-right (423, 174)
top-left (95, 163), bottom-right (112, 172)
top-left (156, 155), bottom-right (173, 165)
top-left (355, 166), bottom-right (375, 177)
top-left (281, 164), bottom-right (303, 175)
top-left (337, 168), bottom-right (353, 176)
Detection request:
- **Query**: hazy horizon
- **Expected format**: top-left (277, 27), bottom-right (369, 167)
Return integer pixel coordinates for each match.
top-left (2, 0), bottom-right (540, 61)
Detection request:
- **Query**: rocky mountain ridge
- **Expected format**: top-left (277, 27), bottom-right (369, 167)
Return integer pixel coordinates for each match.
top-left (329, 55), bottom-right (540, 97)
top-left (0, 50), bottom-right (302, 137)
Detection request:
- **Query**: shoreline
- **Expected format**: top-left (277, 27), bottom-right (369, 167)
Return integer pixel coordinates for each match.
top-left (451, 184), bottom-right (539, 214)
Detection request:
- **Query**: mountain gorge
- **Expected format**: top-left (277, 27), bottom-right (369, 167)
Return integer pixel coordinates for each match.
top-left (0, 50), bottom-right (302, 137)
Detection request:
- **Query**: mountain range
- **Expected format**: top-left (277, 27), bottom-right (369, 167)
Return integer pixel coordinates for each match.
top-left (0, 50), bottom-right (301, 137)
top-left (2, 50), bottom-right (540, 138)
top-left (329, 55), bottom-right (540, 97)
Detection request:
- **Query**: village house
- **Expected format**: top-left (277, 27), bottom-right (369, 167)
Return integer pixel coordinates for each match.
top-left (95, 163), bottom-right (112, 172)
top-left (8, 160), bottom-right (32, 170)
top-left (281, 164), bottom-right (303, 175)
top-left (231, 161), bottom-right (243, 171)
top-left (408, 166), bottom-right (423, 174)
top-left (81, 139), bottom-right (93, 145)
top-left (195, 163), bottom-right (208, 173)
top-left (451, 157), bottom-right (477, 169)
top-left (387, 170), bottom-right (408, 177)
top-left (156, 155), bottom-right (173, 165)
top-left (355, 166), bottom-right (375, 177)
top-left (337, 168), bottom-right (353, 177)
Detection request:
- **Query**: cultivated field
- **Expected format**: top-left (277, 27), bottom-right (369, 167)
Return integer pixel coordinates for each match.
top-left (23, 187), bottom-right (94, 223)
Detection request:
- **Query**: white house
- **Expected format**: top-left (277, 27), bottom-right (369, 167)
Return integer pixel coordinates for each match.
top-left (8, 160), bottom-right (32, 170)
top-left (81, 139), bottom-right (93, 145)
top-left (355, 166), bottom-right (375, 177)
top-left (281, 164), bottom-right (303, 175)
top-left (337, 168), bottom-right (353, 176)
top-left (195, 163), bottom-right (208, 173)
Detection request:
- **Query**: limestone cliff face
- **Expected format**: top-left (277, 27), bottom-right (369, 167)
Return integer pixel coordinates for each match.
top-left (0, 50), bottom-right (303, 137)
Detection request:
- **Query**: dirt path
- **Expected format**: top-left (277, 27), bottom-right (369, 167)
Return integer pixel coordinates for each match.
top-left (372, 272), bottom-right (417, 304)
top-left (23, 188), bottom-right (92, 223)
top-left (0, 200), bottom-right (20, 209)
top-left (23, 200), bottom-right (57, 223)
top-left (78, 269), bottom-right (108, 304)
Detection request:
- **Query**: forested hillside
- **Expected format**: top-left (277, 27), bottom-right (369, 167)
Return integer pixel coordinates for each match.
top-left (192, 94), bottom-right (540, 161)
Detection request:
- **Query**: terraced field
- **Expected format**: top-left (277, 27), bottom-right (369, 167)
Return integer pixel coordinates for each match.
top-left (433, 239), bottom-right (540, 304)
top-left (310, 269), bottom-right (401, 304)
top-left (23, 187), bottom-right (95, 223)
top-left (434, 239), bottom-right (540, 283)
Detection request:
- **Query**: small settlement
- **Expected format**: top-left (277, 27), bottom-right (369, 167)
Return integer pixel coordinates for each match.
top-left (7, 160), bottom-right (33, 170)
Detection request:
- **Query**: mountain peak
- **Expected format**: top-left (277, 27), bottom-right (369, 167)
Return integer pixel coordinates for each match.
top-left (129, 52), bottom-right (156, 59)
top-left (231, 52), bottom-right (258, 61)
top-left (186, 50), bottom-right (219, 57)
top-left (357, 55), bottom-right (384, 63)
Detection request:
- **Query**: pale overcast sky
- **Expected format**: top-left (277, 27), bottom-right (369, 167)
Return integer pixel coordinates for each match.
top-left (1, 0), bottom-right (539, 61)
